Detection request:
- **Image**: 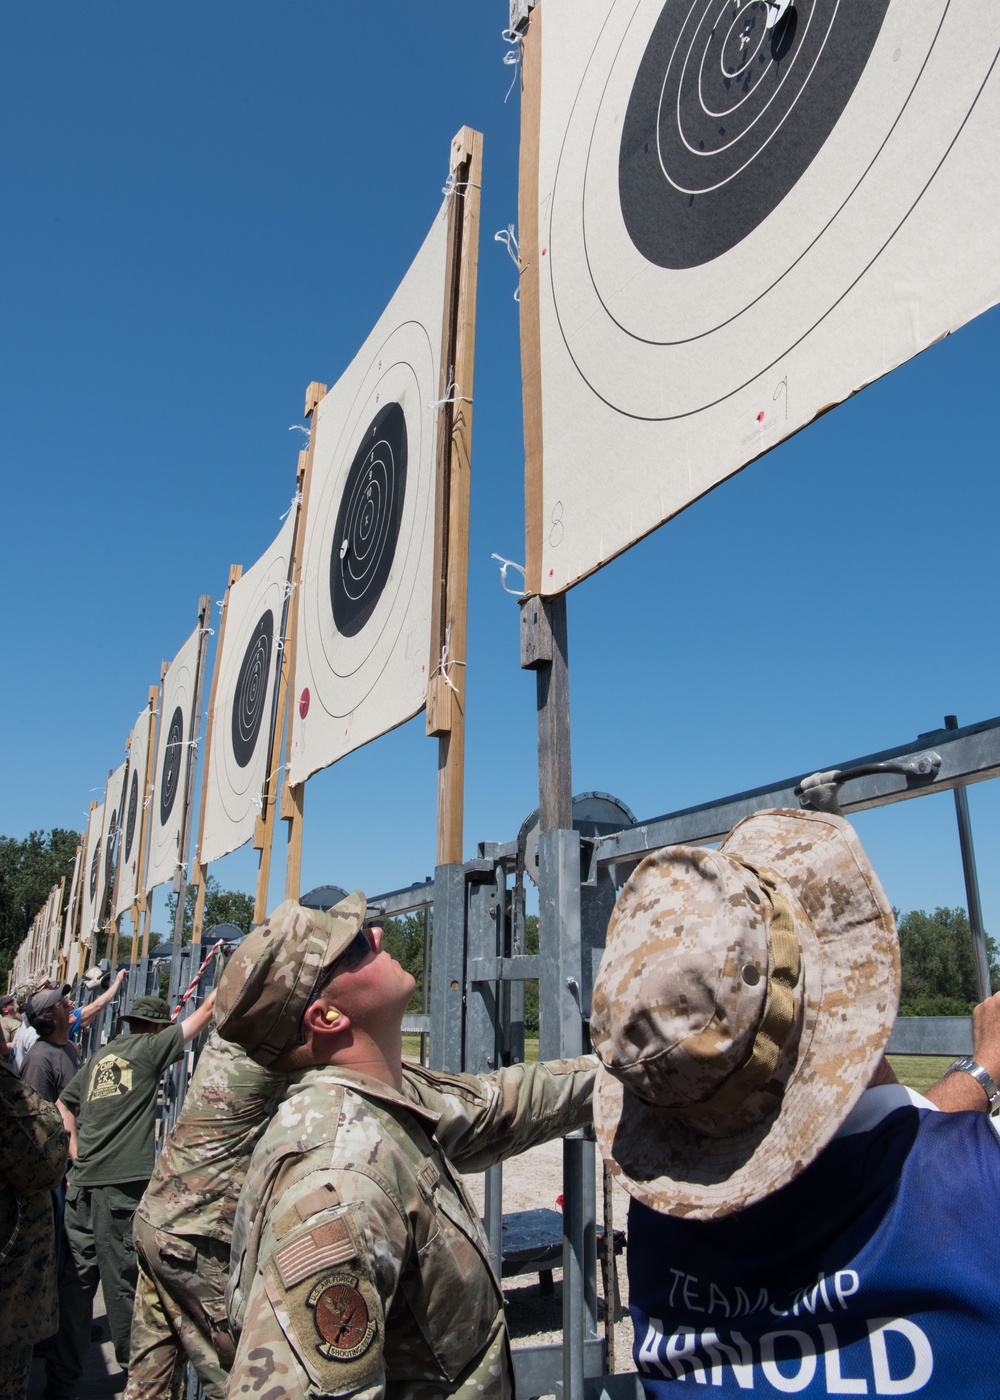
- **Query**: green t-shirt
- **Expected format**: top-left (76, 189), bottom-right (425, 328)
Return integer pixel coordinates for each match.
top-left (60, 1023), bottom-right (186, 1186)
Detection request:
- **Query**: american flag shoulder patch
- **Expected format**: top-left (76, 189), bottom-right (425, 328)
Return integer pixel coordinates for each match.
top-left (274, 1217), bottom-right (357, 1290)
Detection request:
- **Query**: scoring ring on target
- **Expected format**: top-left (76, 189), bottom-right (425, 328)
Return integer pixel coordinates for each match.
top-left (303, 318), bottom-right (435, 721)
top-left (544, 0), bottom-right (983, 417)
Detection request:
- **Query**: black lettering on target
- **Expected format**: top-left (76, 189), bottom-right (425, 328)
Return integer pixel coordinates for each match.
top-left (231, 610), bottom-right (274, 769)
top-left (329, 401), bottom-right (407, 638)
top-left (159, 706), bottom-right (184, 826)
top-left (619, 0), bottom-right (890, 268)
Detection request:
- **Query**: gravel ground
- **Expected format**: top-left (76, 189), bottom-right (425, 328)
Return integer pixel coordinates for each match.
top-left (461, 1136), bottom-right (636, 1379)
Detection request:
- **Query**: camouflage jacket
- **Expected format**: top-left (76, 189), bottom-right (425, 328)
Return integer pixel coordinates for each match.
top-left (0, 1059), bottom-right (69, 1346)
top-left (227, 1055), bottom-right (598, 1400)
top-left (137, 1026), bottom-right (288, 1243)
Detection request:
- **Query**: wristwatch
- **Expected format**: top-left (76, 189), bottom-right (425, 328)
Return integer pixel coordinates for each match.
top-left (946, 1056), bottom-right (1000, 1114)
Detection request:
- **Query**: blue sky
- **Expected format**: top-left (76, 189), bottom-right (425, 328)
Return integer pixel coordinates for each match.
top-left (2, 4), bottom-right (997, 941)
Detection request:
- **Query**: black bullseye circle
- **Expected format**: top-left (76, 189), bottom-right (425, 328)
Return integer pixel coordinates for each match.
top-left (329, 401), bottom-right (407, 638)
top-left (231, 610), bottom-right (273, 769)
top-left (159, 706), bottom-right (184, 825)
top-left (125, 770), bottom-right (139, 861)
top-left (89, 840), bottom-right (102, 900)
top-left (105, 808), bottom-right (118, 882)
top-left (619, 0), bottom-right (890, 268)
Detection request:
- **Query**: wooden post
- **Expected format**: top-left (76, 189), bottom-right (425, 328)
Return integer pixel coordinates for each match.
top-left (190, 567), bottom-right (242, 946)
top-left (282, 381), bottom-right (327, 902)
top-left (254, 467), bottom-right (307, 924)
top-left (172, 597), bottom-right (213, 948)
top-left (426, 126), bottom-right (483, 867)
top-left (140, 677), bottom-right (165, 958)
top-left (519, 7), bottom-right (545, 598)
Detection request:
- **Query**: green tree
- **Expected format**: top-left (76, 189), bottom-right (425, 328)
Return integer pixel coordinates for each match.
top-left (165, 875), bottom-right (256, 945)
top-left (523, 914), bottom-right (539, 1035)
top-left (0, 828), bottom-right (80, 985)
top-left (897, 906), bottom-right (1000, 1015)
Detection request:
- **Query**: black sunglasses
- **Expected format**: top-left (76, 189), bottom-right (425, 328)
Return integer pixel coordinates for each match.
top-left (329, 927), bottom-right (376, 977)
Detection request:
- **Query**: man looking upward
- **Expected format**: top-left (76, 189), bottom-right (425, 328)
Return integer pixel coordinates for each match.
top-left (217, 895), bottom-right (598, 1400)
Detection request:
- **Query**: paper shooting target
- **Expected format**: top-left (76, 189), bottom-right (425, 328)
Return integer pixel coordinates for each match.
top-left (290, 207), bottom-right (450, 784)
top-left (147, 625), bottom-right (201, 893)
top-left (527, 0), bottom-right (1000, 592)
top-left (200, 515), bottom-right (294, 866)
top-left (100, 760), bottom-right (127, 900)
top-left (89, 841), bottom-right (102, 901)
top-left (115, 706), bottom-right (154, 918)
top-left (79, 800), bottom-right (105, 937)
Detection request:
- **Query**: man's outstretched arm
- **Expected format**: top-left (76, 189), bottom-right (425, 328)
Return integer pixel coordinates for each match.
top-left (924, 989), bottom-right (1000, 1112)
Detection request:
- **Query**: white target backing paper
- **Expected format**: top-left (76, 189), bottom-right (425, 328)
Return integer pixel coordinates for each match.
top-left (200, 516), bottom-right (294, 863)
top-left (146, 626), bottom-right (201, 893)
top-left (526, 0), bottom-right (1000, 592)
top-left (289, 206), bottom-right (450, 783)
top-left (79, 801), bottom-right (106, 938)
top-left (115, 707), bottom-right (154, 917)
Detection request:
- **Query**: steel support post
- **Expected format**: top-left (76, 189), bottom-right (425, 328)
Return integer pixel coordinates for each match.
top-left (945, 715), bottom-right (992, 1002)
top-left (429, 863), bottom-right (468, 1074)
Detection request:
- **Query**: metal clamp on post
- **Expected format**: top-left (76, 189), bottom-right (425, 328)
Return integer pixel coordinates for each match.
top-left (796, 753), bottom-right (941, 815)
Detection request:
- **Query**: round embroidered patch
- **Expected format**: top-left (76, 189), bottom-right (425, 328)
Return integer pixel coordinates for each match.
top-left (307, 1273), bottom-right (376, 1361)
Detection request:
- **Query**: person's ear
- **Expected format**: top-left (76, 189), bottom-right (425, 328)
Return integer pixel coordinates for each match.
top-left (303, 1001), bottom-right (351, 1039)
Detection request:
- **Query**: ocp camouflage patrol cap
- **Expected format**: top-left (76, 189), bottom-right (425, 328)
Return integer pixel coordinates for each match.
top-left (591, 808), bottom-right (900, 1221)
top-left (215, 894), bottom-right (366, 1066)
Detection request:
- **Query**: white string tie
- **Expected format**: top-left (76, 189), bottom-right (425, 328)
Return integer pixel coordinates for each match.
top-left (143, 786), bottom-right (154, 810)
top-left (495, 225), bottom-right (523, 301)
top-left (280, 491), bottom-right (302, 522)
top-left (199, 626), bottom-right (215, 637)
top-left (501, 28), bottom-right (522, 102)
top-left (427, 379), bottom-right (473, 411)
top-left (282, 578), bottom-right (299, 599)
top-left (492, 553), bottom-right (527, 597)
top-left (429, 625), bottom-right (466, 697)
top-left (288, 424), bottom-right (309, 439)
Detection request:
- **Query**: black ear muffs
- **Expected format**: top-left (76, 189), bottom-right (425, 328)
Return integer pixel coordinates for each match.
top-left (27, 1010), bottom-right (56, 1037)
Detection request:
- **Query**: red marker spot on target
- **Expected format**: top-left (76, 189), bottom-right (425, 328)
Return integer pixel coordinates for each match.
top-left (757, 411), bottom-right (765, 423)
top-left (299, 688), bottom-right (310, 719)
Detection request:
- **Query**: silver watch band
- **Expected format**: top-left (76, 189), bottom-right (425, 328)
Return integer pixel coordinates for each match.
top-left (947, 1056), bottom-right (1000, 1114)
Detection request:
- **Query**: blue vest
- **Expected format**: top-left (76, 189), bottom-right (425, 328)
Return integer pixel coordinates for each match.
top-left (628, 1104), bottom-right (1000, 1396)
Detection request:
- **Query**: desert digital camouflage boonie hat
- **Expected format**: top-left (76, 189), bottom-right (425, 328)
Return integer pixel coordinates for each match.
top-left (216, 893), bottom-right (366, 1066)
top-left (591, 808), bottom-right (900, 1221)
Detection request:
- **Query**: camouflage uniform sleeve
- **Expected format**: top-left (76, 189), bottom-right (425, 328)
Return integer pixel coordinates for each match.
top-left (228, 1165), bottom-right (407, 1400)
top-left (0, 1062), bottom-right (69, 1193)
top-left (408, 1054), bottom-right (599, 1172)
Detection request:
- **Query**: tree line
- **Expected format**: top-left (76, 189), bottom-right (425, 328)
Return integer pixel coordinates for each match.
top-left (3, 828), bottom-right (996, 1017)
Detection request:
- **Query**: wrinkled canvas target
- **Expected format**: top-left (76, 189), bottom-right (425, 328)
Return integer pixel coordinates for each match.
top-left (146, 625), bottom-right (201, 893)
top-left (527, 0), bottom-right (1000, 592)
top-left (200, 515), bottom-right (294, 864)
top-left (290, 206), bottom-right (450, 783)
top-left (79, 800), bottom-right (106, 937)
top-left (115, 706), bottom-right (154, 918)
